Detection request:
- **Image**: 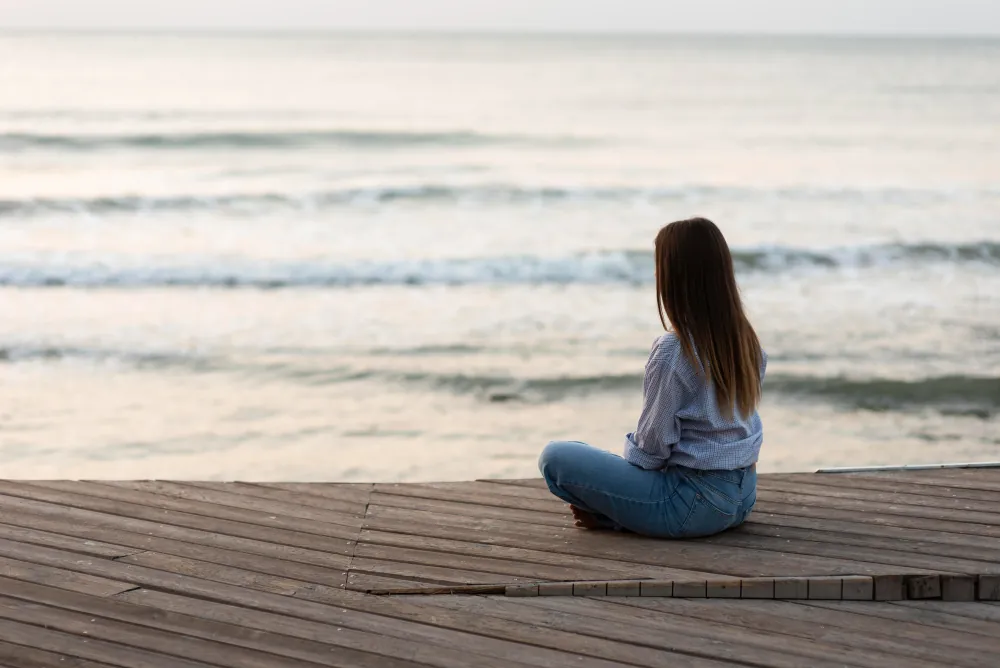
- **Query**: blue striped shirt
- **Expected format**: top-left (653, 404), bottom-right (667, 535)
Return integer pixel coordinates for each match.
top-left (624, 332), bottom-right (766, 471)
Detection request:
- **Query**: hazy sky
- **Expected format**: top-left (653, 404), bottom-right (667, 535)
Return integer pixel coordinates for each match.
top-left (1, 0), bottom-right (998, 35)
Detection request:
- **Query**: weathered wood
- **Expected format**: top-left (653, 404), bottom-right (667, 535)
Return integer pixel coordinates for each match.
top-left (375, 483), bottom-right (566, 514)
top-left (808, 576), bottom-right (843, 600)
top-left (842, 576), bottom-right (874, 600)
top-left (506, 584), bottom-right (539, 597)
top-left (0, 522), bottom-right (139, 559)
top-left (619, 598), bottom-right (1000, 667)
top-left (733, 519), bottom-right (1000, 569)
top-left (768, 472), bottom-right (1000, 502)
top-left (706, 579), bottom-right (741, 598)
top-left (906, 574), bottom-right (942, 599)
top-left (640, 581), bottom-right (673, 597)
top-left (182, 480), bottom-right (371, 513)
top-left (425, 595), bottom-right (850, 668)
top-left (119, 588), bottom-right (536, 668)
top-left (19, 480), bottom-right (361, 538)
top-left (0, 579), bottom-right (425, 668)
top-left (978, 575), bottom-right (1000, 601)
top-left (369, 492), bottom-right (570, 527)
top-left (573, 582), bottom-right (607, 596)
top-left (454, 595), bottom-right (942, 668)
top-left (0, 485), bottom-right (359, 553)
top-left (806, 600), bottom-right (1000, 639)
top-left (96, 480), bottom-right (367, 523)
top-left (740, 578), bottom-right (774, 599)
top-left (0, 640), bottom-right (115, 668)
top-left (0, 560), bottom-right (136, 598)
top-left (773, 577), bottom-right (809, 599)
top-left (0, 495), bottom-right (356, 569)
top-left (672, 581), bottom-right (707, 598)
top-left (757, 488), bottom-right (1000, 529)
top-left (353, 541), bottom-right (610, 582)
top-left (606, 581), bottom-right (640, 597)
top-left (0, 612), bottom-right (219, 668)
top-left (762, 478), bottom-right (1000, 514)
top-left (5, 471), bottom-right (1000, 668)
top-left (539, 582), bottom-right (574, 596)
top-left (942, 574), bottom-right (977, 601)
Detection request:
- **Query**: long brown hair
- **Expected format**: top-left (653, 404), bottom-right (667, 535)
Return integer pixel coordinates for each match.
top-left (655, 217), bottom-right (763, 418)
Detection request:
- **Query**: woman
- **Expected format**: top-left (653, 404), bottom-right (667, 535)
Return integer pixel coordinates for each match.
top-left (538, 217), bottom-right (766, 538)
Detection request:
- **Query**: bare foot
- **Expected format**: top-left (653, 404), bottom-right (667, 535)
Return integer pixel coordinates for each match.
top-left (570, 505), bottom-right (607, 530)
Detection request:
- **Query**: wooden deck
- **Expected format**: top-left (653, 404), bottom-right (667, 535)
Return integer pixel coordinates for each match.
top-left (1, 468), bottom-right (1000, 667)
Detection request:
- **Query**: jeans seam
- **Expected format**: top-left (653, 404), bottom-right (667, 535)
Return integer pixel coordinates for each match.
top-left (559, 479), bottom-right (678, 507)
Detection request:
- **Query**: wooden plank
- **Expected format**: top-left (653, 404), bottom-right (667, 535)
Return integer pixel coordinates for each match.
top-left (365, 502), bottom-right (578, 540)
top-left (758, 488), bottom-right (1000, 528)
top-left (256, 482), bottom-right (374, 504)
top-left (941, 575), bottom-right (977, 601)
top-left (119, 588), bottom-right (540, 668)
top-left (477, 478), bottom-right (549, 490)
top-left (183, 481), bottom-right (372, 512)
top-left (20, 480), bottom-right (362, 537)
top-left (905, 575), bottom-right (942, 599)
top-left (0, 617), bottom-right (215, 668)
top-left (0, 595), bottom-right (317, 668)
top-left (368, 492), bottom-right (571, 527)
top-left (767, 472), bottom-right (1000, 502)
top-left (0, 537), bottom-right (626, 668)
top-left (0, 640), bottom-right (116, 668)
top-left (867, 470), bottom-right (1000, 492)
top-left (358, 524), bottom-right (718, 581)
top-left (442, 480), bottom-right (560, 501)
top-left (761, 478), bottom-right (1000, 514)
top-left (0, 494), bottom-right (354, 568)
top-left (707, 527), bottom-right (984, 574)
top-left (374, 483), bottom-right (566, 514)
top-left (0, 522), bottom-right (139, 559)
top-left (893, 601), bottom-right (1000, 624)
top-left (804, 600), bottom-right (1000, 639)
top-left (354, 542), bottom-right (612, 582)
top-left (350, 556), bottom-right (527, 585)
top-left (98, 480), bottom-right (367, 521)
top-left (360, 522), bottom-right (914, 579)
top-left (346, 572), bottom-right (455, 594)
top-left (0, 561), bottom-right (136, 598)
top-left (427, 594), bottom-right (920, 668)
top-left (0, 486), bottom-right (358, 554)
top-left (746, 511), bottom-right (1000, 557)
top-left (0, 578), bottom-right (428, 668)
top-left (612, 597), bottom-right (1000, 667)
top-left (754, 498), bottom-right (1000, 539)
top-left (0, 518), bottom-right (349, 587)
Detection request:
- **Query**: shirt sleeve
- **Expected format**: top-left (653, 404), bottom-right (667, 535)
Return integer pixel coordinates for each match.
top-left (623, 340), bottom-right (688, 470)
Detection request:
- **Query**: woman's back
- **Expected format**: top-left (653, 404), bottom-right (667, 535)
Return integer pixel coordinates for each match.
top-left (625, 332), bottom-right (766, 472)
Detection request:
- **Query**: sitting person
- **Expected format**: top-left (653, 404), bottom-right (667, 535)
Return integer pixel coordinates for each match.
top-left (539, 217), bottom-right (766, 538)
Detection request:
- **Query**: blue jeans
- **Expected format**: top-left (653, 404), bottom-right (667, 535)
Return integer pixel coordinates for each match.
top-left (538, 440), bottom-right (756, 538)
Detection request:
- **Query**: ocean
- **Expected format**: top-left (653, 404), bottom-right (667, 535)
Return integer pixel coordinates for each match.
top-left (1, 33), bottom-right (998, 480)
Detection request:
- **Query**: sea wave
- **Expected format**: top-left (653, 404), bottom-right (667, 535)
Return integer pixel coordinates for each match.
top-left (1, 242), bottom-right (997, 288)
top-left (2, 184), bottom-right (996, 217)
top-left (4, 345), bottom-right (995, 417)
top-left (0, 129), bottom-right (582, 152)
top-left (377, 370), bottom-right (1000, 417)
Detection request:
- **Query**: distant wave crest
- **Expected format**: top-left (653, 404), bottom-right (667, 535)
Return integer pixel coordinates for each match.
top-left (1, 242), bottom-right (997, 288)
top-left (0, 129), bottom-right (583, 152)
top-left (4, 345), bottom-right (996, 418)
top-left (2, 183), bottom-right (996, 218)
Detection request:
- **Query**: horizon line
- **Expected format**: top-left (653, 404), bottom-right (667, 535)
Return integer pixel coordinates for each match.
top-left (1, 28), bottom-right (998, 39)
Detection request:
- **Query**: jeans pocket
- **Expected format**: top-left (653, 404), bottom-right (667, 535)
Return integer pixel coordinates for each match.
top-left (676, 475), bottom-right (738, 538)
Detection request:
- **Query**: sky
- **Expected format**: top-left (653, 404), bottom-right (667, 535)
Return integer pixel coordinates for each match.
top-left (0, 0), bottom-right (998, 35)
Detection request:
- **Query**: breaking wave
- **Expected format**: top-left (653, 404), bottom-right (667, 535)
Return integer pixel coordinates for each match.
top-left (1, 242), bottom-right (997, 288)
